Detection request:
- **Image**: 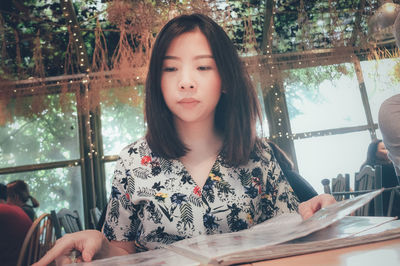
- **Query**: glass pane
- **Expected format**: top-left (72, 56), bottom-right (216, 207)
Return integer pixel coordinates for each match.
top-left (0, 166), bottom-right (84, 222)
top-left (294, 131), bottom-right (372, 194)
top-left (361, 58), bottom-right (400, 122)
top-left (284, 64), bottom-right (367, 133)
top-left (0, 93), bottom-right (79, 167)
top-left (104, 161), bottom-right (116, 199)
top-left (101, 86), bottom-right (146, 155)
top-left (254, 81), bottom-right (269, 137)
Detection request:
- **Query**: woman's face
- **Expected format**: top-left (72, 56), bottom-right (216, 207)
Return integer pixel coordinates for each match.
top-left (376, 142), bottom-right (389, 162)
top-left (160, 29), bottom-right (222, 128)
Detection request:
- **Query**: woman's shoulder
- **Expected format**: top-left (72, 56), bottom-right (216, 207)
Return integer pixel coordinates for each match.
top-left (252, 137), bottom-right (273, 157)
top-left (238, 137), bottom-right (274, 167)
top-left (118, 137), bottom-right (152, 159)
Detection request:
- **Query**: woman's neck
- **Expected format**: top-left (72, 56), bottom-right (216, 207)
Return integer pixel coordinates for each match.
top-left (175, 118), bottom-right (223, 157)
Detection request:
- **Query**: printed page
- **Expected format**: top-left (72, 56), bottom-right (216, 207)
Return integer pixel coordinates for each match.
top-left (169, 189), bottom-right (383, 264)
top-left (289, 215), bottom-right (397, 243)
top-left (222, 222), bottom-right (400, 265)
top-left (72, 248), bottom-right (200, 266)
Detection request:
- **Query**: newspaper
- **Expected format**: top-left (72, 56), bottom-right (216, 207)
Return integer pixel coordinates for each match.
top-left (74, 189), bottom-right (400, 266)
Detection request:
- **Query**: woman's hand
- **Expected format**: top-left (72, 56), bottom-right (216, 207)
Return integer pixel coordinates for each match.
top-left (33, 230), bottom-right (109, 266)
top-left (298, 194), bottom-right (336, 220)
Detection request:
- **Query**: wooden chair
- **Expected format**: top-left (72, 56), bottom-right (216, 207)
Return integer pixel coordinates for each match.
top-left (17, 213), bottom-right (56, 266)
top-left (387, 186), bottom-right (400, 216)
top-left (354, 165), bottom-right (383, 216)
top-left (51, 208), bottom-right (83, 239)
top-left (50, 210), bottom-right (62, 239)
top-left (90, 207), bottom-right (102, 228)
top-left (321, 167), bottom-right (384, 216)
top-left (321, 173), bottom-right (350, 201)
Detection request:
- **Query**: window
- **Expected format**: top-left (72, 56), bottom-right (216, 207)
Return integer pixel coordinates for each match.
top-left (283, 58), bottom-right (400, 194)
top-left (361, 58), bottom-right (400, 123)
top-left (100, 86), bottom-right (146, 197)
top-left (0, 92), bottom-right (83, 217)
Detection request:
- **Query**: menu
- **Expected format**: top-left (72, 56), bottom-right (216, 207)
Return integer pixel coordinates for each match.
top-left (74, 189), bottom-right (400, 266)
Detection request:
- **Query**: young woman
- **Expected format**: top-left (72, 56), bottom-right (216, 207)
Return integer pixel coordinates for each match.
top-left (34, 13), bottom-right (334, 265)
top-left (6, 180), bottom-right (40, 221)
top-left (360, 139), bottom-right (399, 216)
top-left (360, 139), bottom-right (398, 188)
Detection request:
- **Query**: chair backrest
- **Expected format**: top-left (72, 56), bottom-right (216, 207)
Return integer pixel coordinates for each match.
top-left (50, 210), bottom-right (62, 239)
top-left (321, 178), bottom-right (331, 194)
top-left (331, 173), bottom-right (350, 201)
top-left (90, 207), bottom-right (102, 228)
top-left (321, 173), bottom-right (350, 201)
top-left (56, 208), bottom-right (83, 235)
top-left (17, 213), bottom-right (56, 266)
top-left (354, 165), bottom-right (375, 192)
top-left (354, 165), bottom-right (383, 216)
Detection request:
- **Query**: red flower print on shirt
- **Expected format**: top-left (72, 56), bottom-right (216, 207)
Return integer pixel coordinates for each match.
top-left (193, 185), bottom-right (202, 197)
top-left (125, 193), bottom-right (130, 201)
top-left (141, 156), bottom-right (152, 166)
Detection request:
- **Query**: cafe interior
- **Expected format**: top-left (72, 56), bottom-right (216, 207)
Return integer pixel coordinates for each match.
top-left (1, 0), bottom-right (400, 265)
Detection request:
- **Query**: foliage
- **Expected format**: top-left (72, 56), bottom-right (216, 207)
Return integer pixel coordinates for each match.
top-left (0, 92), bottom-right (82, 215)
top-left (1, 0), bottom-right (397, 220)
top-left (100, 85), bottom-right (146, 155)
top-left (283, 63), bottom-right (354, 118)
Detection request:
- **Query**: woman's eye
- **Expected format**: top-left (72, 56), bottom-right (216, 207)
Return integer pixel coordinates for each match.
top-left (163, 67), bottom-right (177, 72)
top-left (198, 66), bottom-right (212, 71)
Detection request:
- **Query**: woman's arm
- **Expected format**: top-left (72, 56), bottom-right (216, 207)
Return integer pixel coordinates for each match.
top-left (33, 230), bottom-right (136, 266)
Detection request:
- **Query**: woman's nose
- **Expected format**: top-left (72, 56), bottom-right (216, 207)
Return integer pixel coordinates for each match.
top-left (178, 72), bottom-right (196, 90)
top-left (180, 83), bottom-right (195, 90)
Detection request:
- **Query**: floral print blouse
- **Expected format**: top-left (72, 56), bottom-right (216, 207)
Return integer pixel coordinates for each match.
top-left (103, 137), bottom-right (299, 251)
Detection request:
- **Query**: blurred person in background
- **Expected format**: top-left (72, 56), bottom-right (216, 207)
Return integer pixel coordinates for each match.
top-left (360, 139), bottom-right (400, 217)
top-left (7, 180), bottom-right (40, 221)
top-left (0, 183), bottom-right (33, 266)
top-left (378, 11), bottom-right (400, 180)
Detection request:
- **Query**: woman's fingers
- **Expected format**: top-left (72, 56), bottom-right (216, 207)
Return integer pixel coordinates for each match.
top-left (33, 230), bottom-right (103, 266)
top-left (299, 194), bottom-right (336, 220)
top-left (32, 235), bottom-right (76, 266)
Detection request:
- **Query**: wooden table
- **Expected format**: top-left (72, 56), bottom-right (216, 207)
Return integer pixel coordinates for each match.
top-left (248, 238), bottom-right (400, 266)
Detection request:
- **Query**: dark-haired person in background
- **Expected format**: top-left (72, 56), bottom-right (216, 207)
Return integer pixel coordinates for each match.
top-left (0, 183), bottom-right (33, 266)
top-left (360, 139), bottom-right (400, 217)
top-left (267, 141), bottom-right (318, 202)
top-left (7, 180), bottom-right (40, 221)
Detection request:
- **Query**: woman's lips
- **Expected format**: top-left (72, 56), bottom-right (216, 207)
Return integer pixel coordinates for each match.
top-left (178, 98), bottom-right (199, 108)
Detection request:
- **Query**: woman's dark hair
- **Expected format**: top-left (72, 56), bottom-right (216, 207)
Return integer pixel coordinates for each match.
top-left (360, 139), bottom-right (383, 170)
top-left (267, 141), bottom-right (294, 172)
top-left (145, 13), bottom-right (262, 166)
top-left (7, 180), bottom-right (39, 208)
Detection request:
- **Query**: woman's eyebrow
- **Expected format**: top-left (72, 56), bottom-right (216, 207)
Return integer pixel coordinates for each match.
top-left (194, 55), bottom-right (214, 60)
top-left (163, 55), bottom-right (214, 60)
